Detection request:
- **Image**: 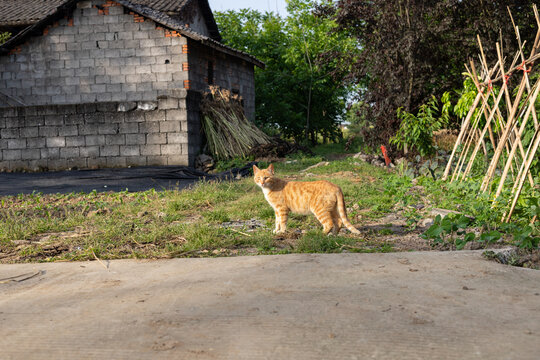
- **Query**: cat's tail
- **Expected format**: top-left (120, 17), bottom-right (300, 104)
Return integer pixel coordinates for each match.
top-left (336, 191), bottom-right (360, 234)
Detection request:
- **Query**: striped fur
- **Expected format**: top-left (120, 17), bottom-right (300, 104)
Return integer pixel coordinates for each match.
top-left (254, 164), bottom-right (360, 235)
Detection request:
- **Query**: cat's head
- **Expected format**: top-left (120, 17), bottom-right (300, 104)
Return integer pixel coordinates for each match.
top-left (253, 164), bottom-right (274, 188)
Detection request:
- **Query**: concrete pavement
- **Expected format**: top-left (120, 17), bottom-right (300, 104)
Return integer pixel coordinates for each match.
top-left (1, 251), bottom-right (539, 359)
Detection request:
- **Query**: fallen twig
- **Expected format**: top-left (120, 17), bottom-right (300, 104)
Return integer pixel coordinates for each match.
top-left (92, 250), bottom-right (109, 271)
top-left (229, 228), bottom-right (252, 237)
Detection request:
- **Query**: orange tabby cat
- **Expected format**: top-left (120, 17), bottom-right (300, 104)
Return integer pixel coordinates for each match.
top-left (253, 164), bottom-right (360, 235)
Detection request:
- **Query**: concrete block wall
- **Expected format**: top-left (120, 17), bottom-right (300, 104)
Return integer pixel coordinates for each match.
top-left (187, 40), bottom-right (256, 121)
top-left (0, 0), bottom-right (188, 105)
top-left (0, 94), bottom-right (199, 172)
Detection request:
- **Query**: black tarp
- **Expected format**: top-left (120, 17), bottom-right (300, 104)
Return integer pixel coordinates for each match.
top-left (0, 162), bottom-right (256, 196)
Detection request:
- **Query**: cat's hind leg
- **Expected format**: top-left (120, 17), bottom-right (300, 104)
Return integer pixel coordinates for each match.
top-left (331, 209), bottom-right (342, 235)
top-left (313, 208), bottom-right (335, 235)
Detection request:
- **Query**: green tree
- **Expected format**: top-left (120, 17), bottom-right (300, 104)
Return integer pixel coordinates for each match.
top-left (319, 0), bottom-right (537, 149)
top-left (215, 0), bottom-right (358, 144)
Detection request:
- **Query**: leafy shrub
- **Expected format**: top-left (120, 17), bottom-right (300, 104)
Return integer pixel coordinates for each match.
top-left (391, 92), bottom-right (451, 156)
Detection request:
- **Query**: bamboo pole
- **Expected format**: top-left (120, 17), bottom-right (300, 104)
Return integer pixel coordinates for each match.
top-left (494, 79), bottom-right (540, 199)
top-left (504, 127), bottom-right (540, 222)
top-left (442, 91), bottom-right (483, 181)
top-left (481, 42), bottom-right (529, 192)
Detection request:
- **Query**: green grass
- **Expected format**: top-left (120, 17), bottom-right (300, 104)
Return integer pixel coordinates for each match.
top-left (0, 151), bottom-right (401, 263)
top-left (3, 142), bottom-right (535, 264)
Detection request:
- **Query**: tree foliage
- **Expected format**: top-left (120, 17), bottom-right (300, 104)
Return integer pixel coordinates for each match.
top-left (319, 0), bottom-right (537, 149)
top-left (214, 0), bottom-right (358, 144)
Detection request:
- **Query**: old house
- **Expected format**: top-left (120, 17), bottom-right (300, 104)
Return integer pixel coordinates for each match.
top-left (0, 0), bottom-right (263, 171)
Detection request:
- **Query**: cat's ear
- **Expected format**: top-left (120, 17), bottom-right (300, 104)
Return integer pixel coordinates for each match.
top-left (268, 163), bottom-right (274, 174)
top-left (253, 164), bottom-right (260, 174)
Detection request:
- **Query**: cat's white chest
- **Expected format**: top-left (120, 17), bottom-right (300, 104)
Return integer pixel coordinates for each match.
top-left (261, 187), bottom-right (276, 209)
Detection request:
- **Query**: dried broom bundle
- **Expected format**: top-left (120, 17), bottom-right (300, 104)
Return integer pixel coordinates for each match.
top-left (200, 86), bottom-right (270, 159)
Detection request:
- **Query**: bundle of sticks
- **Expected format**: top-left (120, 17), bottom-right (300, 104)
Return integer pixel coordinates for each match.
top-left (442, 6), bottom-right (540, 223)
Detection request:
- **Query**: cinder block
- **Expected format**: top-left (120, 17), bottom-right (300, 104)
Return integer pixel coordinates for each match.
top-left (140, 57), bottom-right (157, 65)
top-left (96, 93), bottom-right (112, 102)
top-left (109, 75), bottom-right (126, 84)
top-left (107, 84), bottom-right (122, 93)
top-left (47, 159), bottom-right (68, 170)
top-left (146, 133), bottom-right (166, 144)
top-left (167, 155), bottom-right (189, 165)
top-left (98, 123), bottom-right (119, 135)
top-left (100, 145), bottom-right (119, 156)
top-left (136, 83), bottom-right (153, 92)
top-left (135, 65), bottom-right (152, 74)
top-left (20, 127), bottom-right (39, 138)
top-left (21, 149), bottom-right (40, 161)
top-left (85, 135), bottom-right (106, 146)
top-left (140, 144), bottom-right (160, 156)
top-left (41, 147), bottom-right (60, 160)
top-left (117, 31), bottom-right (133, 40)
top-left (39, 126), bottom-right (58, 137)
top-left (96, 102), bottom-right (117, 112)
top-left (139, 122), bottom-right (160, 134)
top-left (27, 137), bottom-right (46, 148)
top-left (119, 122), bottom-right (139, 134)
top-left (59, 125), bottom-right (78, 136)
top-left (133, 31), bottom-right (149, 40)
top-left (126, 92), bottom-right (142, 101)
top-left (105, 134), bottom-right (125, 145)
top-left (106, 157), bottom-right (127, 168)
top-left (67, 158), bottom-right (88, 169)
top-left (125, 133), bottom-right (145, 145)
top-left (120, 145), bottom-right (139, 156)
top-left (159, 121), bottom-right (181, 133)
top-left (60, 147), bottom-right (80, 158)
top-left (5, 118), bottom-right (22, 128)
top-left (165, 109), bottom-right (187, 120)
top-left (87, 157), bottom-right (107, 169)
top-left (3, 149), bottom-right (22, 160)
top-left (158, 97), bottom-right (179, 110)
top-left (47, 137), bottom-right (66, 148)
top-left (7, 139), bottom-right (26, 149)
top-left (111, 92), bottom-right (128, 101)
top-left (44, 115), bottom-right (64, 126)
top-left (167, 132), bottom-right (188, 144)
top-left (65, 136), bottom-right (85, 147)
top-left (95, 57), bottom-right (109, 67)
top-left (124, 57), bottom-right (140, 66)
top-left (104, 49), bottom-right (121, 58)
top-left (80, 146), bottom-right (99, 157)
top-left (84, 113), bottom-right (105, 124)
top-left (81, 93), bottom-right (97, 102)
top-left (65, 114), bottom-right (84, 125)
top-left (150, 47), bottom-right (167, 56)
top-left (146, 155), bottom-right (168, 165)
top-left (125, 74), bottom-right (141, 83)
top-left (160, 144), bottom-right (182, 155)
top-left (156, 72), bottom-right (172, 82)
top-left (120, 66), bottom-right (136, 75)
top-left (139, 39), bottom-right (156, 48)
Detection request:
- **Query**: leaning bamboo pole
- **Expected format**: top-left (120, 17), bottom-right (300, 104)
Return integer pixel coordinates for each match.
top-left (480, 42), bottom-right (529, 192)
top-left (504, 127), bottom-right (540, 222)
top-left (494, 79), bottom-right (540, 200)
top-left (442, 91), bottom-right (483, 181)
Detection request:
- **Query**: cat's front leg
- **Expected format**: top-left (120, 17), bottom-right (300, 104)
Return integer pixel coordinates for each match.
top-left (273, 209), bottom-right (288, 234)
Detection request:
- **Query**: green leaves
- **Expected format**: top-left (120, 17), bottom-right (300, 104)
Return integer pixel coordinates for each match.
top-left (214, 1), bottom-right (359, 143)
top-left (391, 93), bottom-right (452, 156)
